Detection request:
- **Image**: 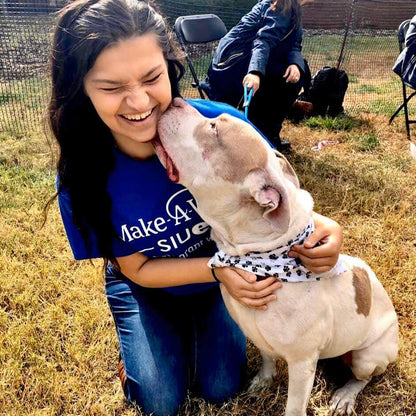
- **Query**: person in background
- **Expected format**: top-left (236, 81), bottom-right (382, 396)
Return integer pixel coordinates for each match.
top-left (206, 0), bottom-right (305, 150)
top-left (47, 0), bottom-right (342, 415)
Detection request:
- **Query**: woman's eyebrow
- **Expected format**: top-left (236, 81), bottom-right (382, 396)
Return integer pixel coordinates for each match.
top-left (91, 79), bottom-right (122, 85)
top-left (91, 64), bottom-right (164, 84)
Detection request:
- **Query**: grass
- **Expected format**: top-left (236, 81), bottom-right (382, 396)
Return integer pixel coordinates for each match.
top-left (348, 132), bottom-right (380, 151)
top-left (1, 103), bottom-right (415, 415)
top-left (302, 114), bottom-right (358, 131)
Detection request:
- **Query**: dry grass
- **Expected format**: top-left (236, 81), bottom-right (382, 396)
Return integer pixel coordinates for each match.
top-left (1, 110), bottom-right (415, 416)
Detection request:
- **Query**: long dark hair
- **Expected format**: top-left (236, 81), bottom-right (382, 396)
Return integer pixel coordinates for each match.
top-left (48, 0), bottom-right (184, 264)
top-left (271, 0), bottom-right (302, 23)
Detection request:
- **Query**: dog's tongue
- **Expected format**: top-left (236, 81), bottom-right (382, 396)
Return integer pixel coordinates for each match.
top-left (152, 137), bottom-right (179, 183)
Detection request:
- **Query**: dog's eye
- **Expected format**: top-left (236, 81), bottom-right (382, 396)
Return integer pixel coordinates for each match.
top-left (209, 121), bottom-right (218, 137)
top-left (209, 121), bottom-right (219, 137)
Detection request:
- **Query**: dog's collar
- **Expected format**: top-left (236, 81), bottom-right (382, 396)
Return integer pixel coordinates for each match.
top-left (208, 219), bottom-right (346, 282)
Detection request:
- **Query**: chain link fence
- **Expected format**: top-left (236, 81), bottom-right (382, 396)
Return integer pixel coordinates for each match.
top-left (0, 0), bottom-right (415, 134)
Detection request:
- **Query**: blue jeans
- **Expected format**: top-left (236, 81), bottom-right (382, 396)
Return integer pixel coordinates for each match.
top-left (105, 265), bottom-right (247, 416)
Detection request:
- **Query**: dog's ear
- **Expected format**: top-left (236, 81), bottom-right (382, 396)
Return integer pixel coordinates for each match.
top-left (245, 168), bottom-right (291, 232)
top-left (273, 150), bottom-right (300, 189)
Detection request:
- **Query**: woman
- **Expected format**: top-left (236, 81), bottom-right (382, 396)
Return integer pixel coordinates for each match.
top-left (206, 0), bottom-right (305, 150)
top-left (48, 0), bottom-right (342, 415)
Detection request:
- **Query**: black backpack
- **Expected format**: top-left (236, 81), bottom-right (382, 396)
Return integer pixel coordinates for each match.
top-left (306, 66), bottom-right (349, 117)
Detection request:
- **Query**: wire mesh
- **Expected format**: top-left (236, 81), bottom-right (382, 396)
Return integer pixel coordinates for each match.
top-left (0, 3), bottom-right (55, 134)
top-left (0, 0), bottom-right (415, 134)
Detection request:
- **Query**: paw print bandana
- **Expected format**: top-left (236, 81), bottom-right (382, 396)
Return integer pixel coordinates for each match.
top-left (208, 218), bottom-right (346, 282)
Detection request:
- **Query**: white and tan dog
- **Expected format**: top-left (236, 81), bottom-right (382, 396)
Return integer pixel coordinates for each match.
top-left (154, 98), bottom-right (398, 416)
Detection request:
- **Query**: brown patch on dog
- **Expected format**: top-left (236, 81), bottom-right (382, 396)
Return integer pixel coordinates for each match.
top-left (352, 267), bottom-right (372, 317)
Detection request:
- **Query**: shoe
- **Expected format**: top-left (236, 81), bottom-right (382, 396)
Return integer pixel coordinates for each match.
top-left (293, 100), bottom-right (314, 115)
top-left (288, 100), bottom-right (314, 122)
top-left (271, 138), bottom-right (291, 152)
top-left (276, 140), bottom-right (291, 151)
top-left (118, 358), bottom-right (127, 394)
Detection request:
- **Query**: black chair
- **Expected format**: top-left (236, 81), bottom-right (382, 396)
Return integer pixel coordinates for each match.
top-left (174, 14), bottom-right (227, 99)
top-left (389, 19), bottom-right (416, 139)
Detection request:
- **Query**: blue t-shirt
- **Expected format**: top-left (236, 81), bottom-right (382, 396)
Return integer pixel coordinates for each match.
top-left (58, 99), bottom-right (255, 294)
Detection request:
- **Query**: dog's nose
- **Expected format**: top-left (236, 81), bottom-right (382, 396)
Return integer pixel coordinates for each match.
top-left (170, 97), bottom-right (200, 117)
top-left (172, 97), bottom-right (186, 108)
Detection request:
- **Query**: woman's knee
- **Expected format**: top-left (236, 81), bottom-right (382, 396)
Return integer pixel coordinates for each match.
top-left (124, 376), bottom-right (187, 416)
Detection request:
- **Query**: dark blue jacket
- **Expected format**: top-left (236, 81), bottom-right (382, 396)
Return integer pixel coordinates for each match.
top-left (207, 0), bottom-right (305, 101)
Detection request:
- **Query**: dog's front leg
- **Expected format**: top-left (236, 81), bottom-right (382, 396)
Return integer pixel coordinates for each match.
top-left (248, 350), bottom-right (277, 391)
top-left (285, 357), bottom-right (318, 416)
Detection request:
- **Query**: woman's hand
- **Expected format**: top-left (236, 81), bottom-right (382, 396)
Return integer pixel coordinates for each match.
top-left (284, 64), bottom-right (301, 83)
top-left (214, 267), bottom-right (282, 310)
top-left (288, 213), bottom-right (343, 274)
top-left (243, 73), bottom-right (261, 94)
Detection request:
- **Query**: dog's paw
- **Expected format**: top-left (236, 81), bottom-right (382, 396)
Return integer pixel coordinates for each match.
top-left (328, 377), bottom-right (370, 415)
top-left (328, 388), bottom-right (357, 416)
top-left (248, 373), bottom-right (274, 392)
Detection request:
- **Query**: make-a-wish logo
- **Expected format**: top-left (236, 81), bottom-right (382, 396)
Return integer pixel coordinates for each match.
top-left (119, 188), bottom-right (211, 255)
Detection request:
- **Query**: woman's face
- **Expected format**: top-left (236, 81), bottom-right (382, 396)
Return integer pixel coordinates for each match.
top-left (84, 33), bottom-right (172, 158)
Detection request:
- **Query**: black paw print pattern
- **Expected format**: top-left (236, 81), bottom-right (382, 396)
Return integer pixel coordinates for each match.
top-left (209, 219), bottom-right (324, 282)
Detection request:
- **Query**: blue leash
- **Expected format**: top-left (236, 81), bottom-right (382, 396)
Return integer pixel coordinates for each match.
top-left (243, 84), bottom-right (254, 119)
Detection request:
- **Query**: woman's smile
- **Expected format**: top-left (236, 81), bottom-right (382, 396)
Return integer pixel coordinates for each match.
top-left (121, 108), bottom-right (154, 122)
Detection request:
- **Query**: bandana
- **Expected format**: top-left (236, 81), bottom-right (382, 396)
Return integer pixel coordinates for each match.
top-left (208, 218), bottom-right (346, 282)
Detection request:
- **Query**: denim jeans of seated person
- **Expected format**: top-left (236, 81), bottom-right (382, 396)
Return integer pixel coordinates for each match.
top-left (105, 264), bottom-right (247, 416)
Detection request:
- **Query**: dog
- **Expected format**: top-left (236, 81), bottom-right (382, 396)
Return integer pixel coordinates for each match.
top-left (154, 98), bottom-right (398, 416)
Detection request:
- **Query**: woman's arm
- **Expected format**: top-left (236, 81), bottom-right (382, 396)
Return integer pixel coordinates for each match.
top-left (248, 6), bottom-right (294, 76)
top-left (116, 252), bottom-right (282, 310)
top-left (288, 212), bottom-right (343, 273)
top-left (285, 27), bottom-right (304, 73)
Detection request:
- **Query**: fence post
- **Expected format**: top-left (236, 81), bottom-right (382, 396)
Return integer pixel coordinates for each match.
top-left (337, 0), bottom-right (356, 70)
